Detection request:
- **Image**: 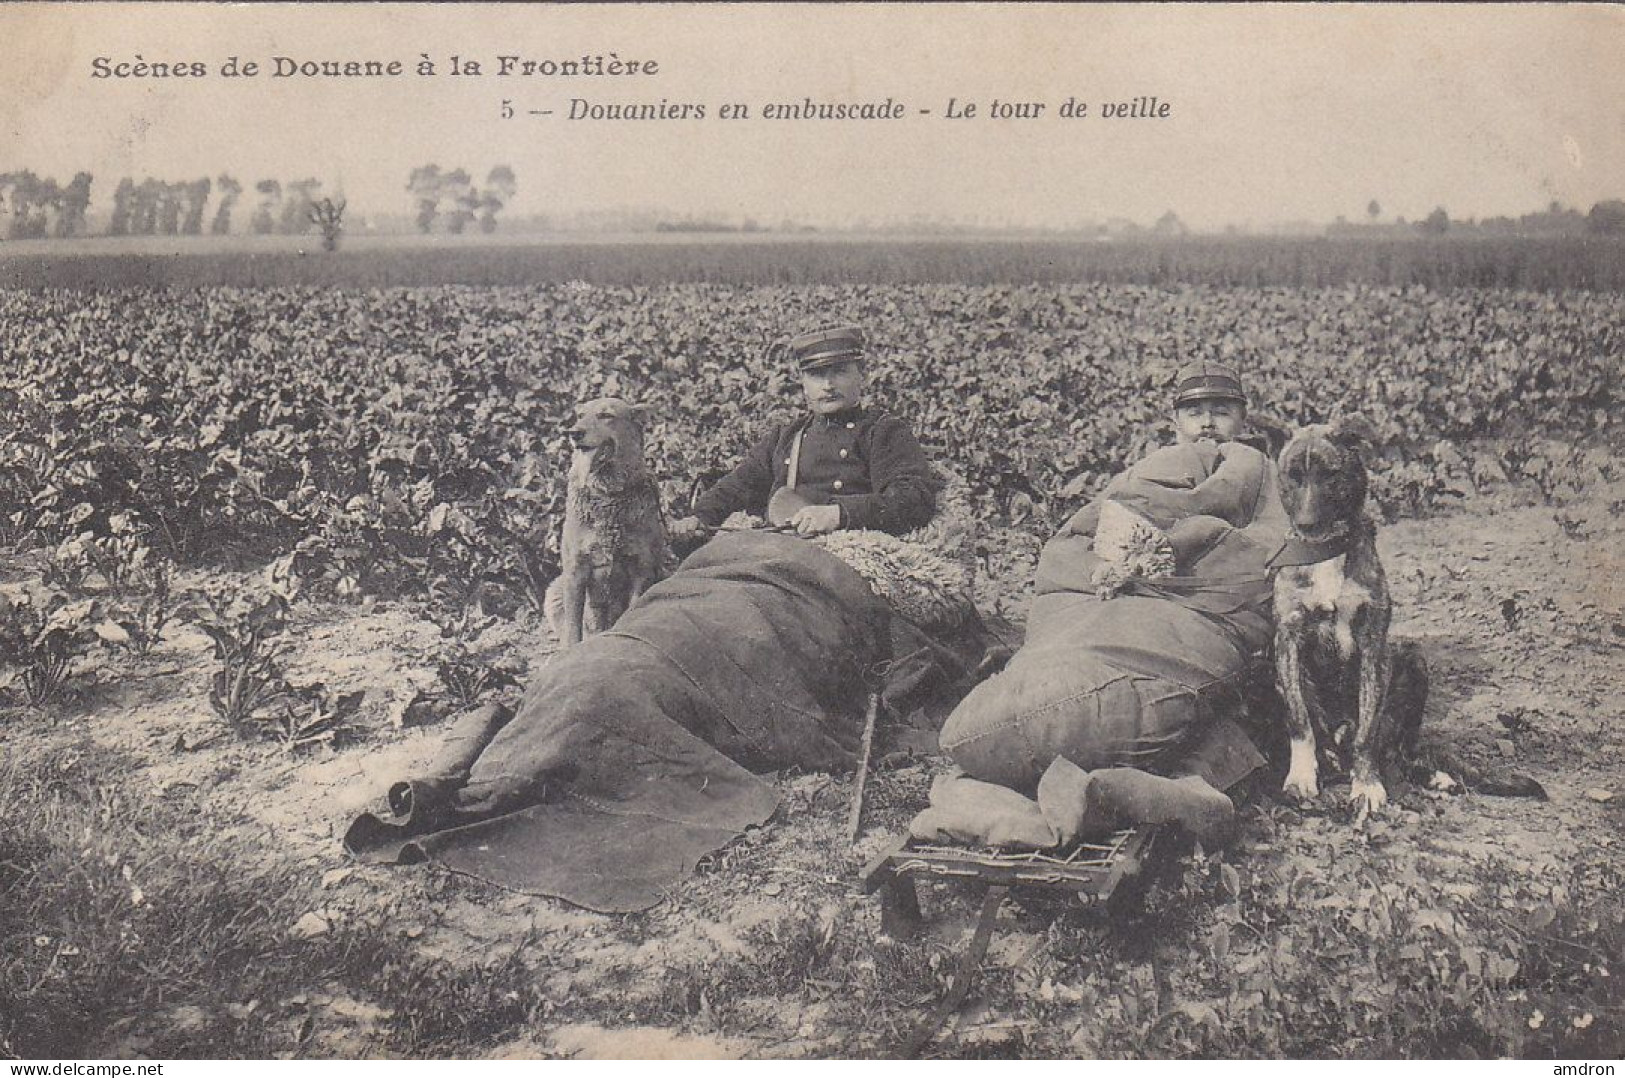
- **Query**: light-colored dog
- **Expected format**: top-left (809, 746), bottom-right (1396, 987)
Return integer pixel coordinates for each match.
top-left (544, 397), bottom-right (672, 646)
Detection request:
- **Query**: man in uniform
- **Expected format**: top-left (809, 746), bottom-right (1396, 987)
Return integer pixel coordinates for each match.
top-left (671, 325), bottom-right (939, 538)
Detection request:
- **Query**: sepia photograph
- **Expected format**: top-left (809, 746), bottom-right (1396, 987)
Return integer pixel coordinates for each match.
top-left (1, 1), bottom-right (1622, 1063)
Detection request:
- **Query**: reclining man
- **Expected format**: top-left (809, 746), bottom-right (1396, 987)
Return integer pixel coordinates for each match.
top-left (672, 324), bottom-right (1013, 724)
top-left (671, 324), bottom-right (939, 539)
top-left (922, 360), bottom-right (1284, 849)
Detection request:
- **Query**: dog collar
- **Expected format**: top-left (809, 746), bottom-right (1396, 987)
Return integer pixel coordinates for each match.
top-left (1268, 531), bottom-right (1352, 569)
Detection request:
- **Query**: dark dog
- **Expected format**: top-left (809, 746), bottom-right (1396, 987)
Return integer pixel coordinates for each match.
top-left (544, 397), bottom-right (672, 646)
top-left (1270, 414), bottom-right (1404, 817)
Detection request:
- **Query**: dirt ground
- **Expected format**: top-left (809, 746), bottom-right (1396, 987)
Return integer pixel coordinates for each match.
top-left (8, 474), bottom-right (1624, 1059)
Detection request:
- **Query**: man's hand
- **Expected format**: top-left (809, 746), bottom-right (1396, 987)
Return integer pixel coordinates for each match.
top-left (670, 515), bottom-right (708, 539)
top-left (791, 504), bottom-right (841, 536)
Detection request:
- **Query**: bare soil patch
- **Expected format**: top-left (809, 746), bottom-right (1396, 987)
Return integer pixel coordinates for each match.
top-left (3, 480), bottom-right (1622, 1059)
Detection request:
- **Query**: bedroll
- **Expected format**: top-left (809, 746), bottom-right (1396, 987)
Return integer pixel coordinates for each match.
top-left (940, 442), bottom-right (1290, 793)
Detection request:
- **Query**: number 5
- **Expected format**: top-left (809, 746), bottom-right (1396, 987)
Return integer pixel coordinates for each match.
top-left (500, 99), bottom-right (513, 119)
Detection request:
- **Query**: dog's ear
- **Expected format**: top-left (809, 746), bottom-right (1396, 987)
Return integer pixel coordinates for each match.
top-left (628, 402), bottom-right (652, 430)
top-left (1329, 412), bottom-right (1382, 455)
top-left (1245, 408), bottom-right (1295, 460)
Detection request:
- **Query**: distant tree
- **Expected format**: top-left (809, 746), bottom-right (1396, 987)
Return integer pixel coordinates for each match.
top-left (155, 182), bottom-right (184, 235)
top-left (1587, 199), bottom-right (1625, 235)
top-left (442, 168), bottom-right (476, 234)
top-left (1152, 210), bottom-right (1188, 237)
top-left (123, 180), bottom-right (144, 234)
top-left (408, 164), bottom-right (521, 234)
top-left (181, 178), bottom-right (211, 235)
top-left (479, 165), bottom-right (516, 233)
top-left (407, 165), bottom-right (443, 233)
top-left (33, 177), bottom-right (62, 238)
top-left (1367, 199), bottom-right (1381, 221)
top-left (251, 179), bottom-right (281, 235)
top-left (211, 174), bottom-right (242, 235)
top-left (308, 197), bottom-right (346, 251)
top-left (1517, 202), bottom-right (1585, 234)
top-left (1419, 206), bottom-right (1450, 235)
top-left (58, 172), bottom-right (92, 237)
top-left (4, 171), bottom-right (41, 239)
top-left (279, 178), bottom-right (322, 234)
top-left (132, 179), bottom-right (166, 235)
top-left (109, 177), bottom-right (134, 235)
top-left (1, 173), bottom-right (20, 238)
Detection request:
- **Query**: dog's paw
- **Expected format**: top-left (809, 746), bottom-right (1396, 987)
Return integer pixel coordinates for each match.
top-left (1350, 776), bottom-right (1388, 821)
top-left (1282, 774), bottom-right (1320, 803)
top-left (1282, 740), bottom-right (1320, 802)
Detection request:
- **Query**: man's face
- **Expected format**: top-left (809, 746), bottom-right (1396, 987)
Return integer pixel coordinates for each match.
top-left (800, 360), bottom-right (865, 415)
top-left (1173, 398), bottom-right (1246, 444)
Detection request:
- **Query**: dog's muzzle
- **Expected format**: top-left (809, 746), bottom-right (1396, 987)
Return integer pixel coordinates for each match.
top-left (1286, 513), bottom-right (1352, 545)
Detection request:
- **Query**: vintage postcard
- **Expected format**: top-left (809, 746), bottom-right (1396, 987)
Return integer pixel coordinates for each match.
top-left (1, 2), bottom-right (1621, 1065)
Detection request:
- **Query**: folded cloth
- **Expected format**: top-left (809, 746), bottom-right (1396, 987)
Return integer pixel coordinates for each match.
top-left (1037, 757), bottom-right (1235, 846)
top-left (908, 762), bottom-right (1235, 851)
top-left (909, 771), bottom-right (1058, 849)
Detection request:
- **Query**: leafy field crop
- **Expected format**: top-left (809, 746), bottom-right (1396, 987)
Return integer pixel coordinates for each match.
top-left (1, 283), bottom-right (1618, 603)
top-left (1, 277), bottom-right (1622, 1059)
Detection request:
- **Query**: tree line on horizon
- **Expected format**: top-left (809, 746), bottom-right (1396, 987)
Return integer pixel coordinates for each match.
top-left (0, 170), bottom-right (340, 240)
top-left (0, 165), bottom-right (519, 241)
top-left (1, 167), bottom-right (1623, 240)
top-left (0, 171), bottom-right (95, 239)
top-left (1357, 200), bottom-right (1625, 238)
top-left (405, 165), bottom-right (517, 235)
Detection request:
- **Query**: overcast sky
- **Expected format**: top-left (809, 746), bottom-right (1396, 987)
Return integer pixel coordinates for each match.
top-left (2, 2), bottom-right (1621, 230)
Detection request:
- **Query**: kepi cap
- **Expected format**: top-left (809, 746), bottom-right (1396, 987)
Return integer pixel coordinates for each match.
top-left (1173, 361), bottom-right (1247, 407)
top-left (788, 325), bottom-right (866, 372)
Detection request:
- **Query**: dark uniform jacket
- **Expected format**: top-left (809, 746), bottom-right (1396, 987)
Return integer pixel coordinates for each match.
top-left (692, 405), bottom-right (938, 535)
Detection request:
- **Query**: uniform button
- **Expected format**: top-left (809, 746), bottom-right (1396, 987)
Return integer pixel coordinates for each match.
top-left (833, 480), bottom-right (844, 490)
top-left (839, 449), bottom-right (849, 459)
top-left (846, 422), bottom-right (856, 429)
